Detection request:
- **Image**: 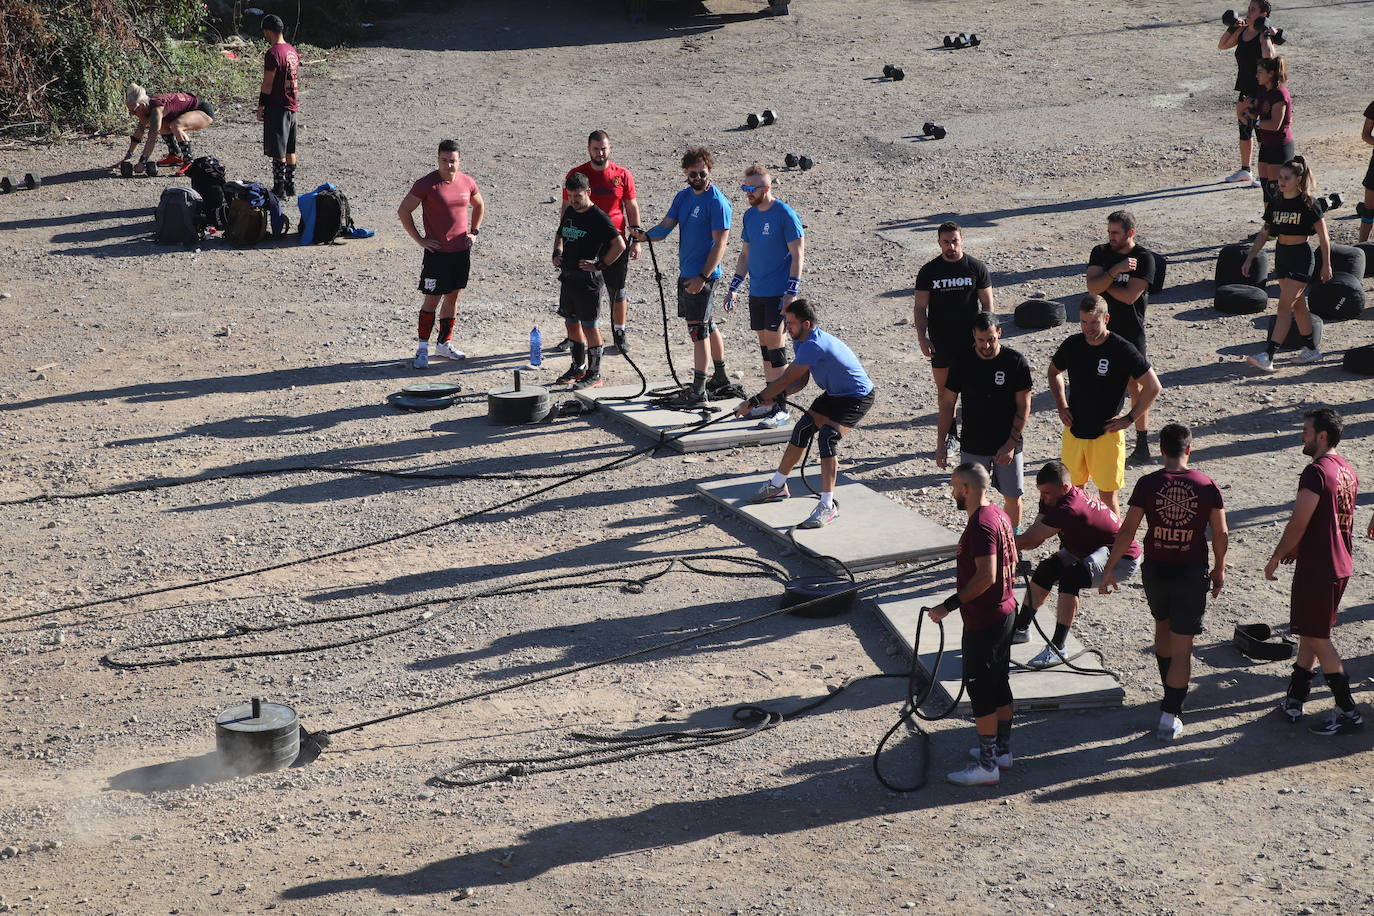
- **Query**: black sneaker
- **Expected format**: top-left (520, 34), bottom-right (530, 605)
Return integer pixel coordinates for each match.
top-left (549, 337), bottom-right (573, 353)
top-left (1127, 443), bottom-right (1152, 467)
top-left (272, 181), bottom-right (286, 199)
top-left (666, 388), bottom-right (708, 410)
top-left (282, 179), bottom-right (295, 198)
top-left (554, 365), bottom-right (586, 386)
top-left (572, 372), bottom-right (603, 390)
top-left (612, 328), bottom-right (628, 354)
top-left (1309, 709), bottom-right (1363, 736)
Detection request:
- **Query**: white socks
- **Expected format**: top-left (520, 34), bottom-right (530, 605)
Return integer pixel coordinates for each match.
top-left (769, 471), bottom-right (787, 489)
top-left (819, 492), bottom-right (834, 508)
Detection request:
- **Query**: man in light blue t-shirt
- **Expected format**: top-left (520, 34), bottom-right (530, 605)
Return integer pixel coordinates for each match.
top-left (733, 299), bottom-right (875, 529)
top-left (631, 146), bottom-right (734, 407)
top-left (723, 163), bottom-right (805, 431)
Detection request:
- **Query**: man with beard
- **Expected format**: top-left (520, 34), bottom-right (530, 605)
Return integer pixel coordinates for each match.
top-left (554, 130), bottom-right (641, 355)
top-left (723, 163), bottom-right (805, 430)
top-left (551, 171), bottom-right (626, 390)
top-left (1268, 408), bottom-right (1363, 735)
top-left (734, 299), bottom-right (874, 530)
top-left (631, 147), bottom-right (734, 407)
top-left (924, 462), bottom-right (1018, 786)
top-left (1085, 210), bottom-right (1157, 465)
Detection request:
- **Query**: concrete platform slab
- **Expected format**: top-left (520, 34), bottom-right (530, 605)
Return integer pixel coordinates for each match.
top-left (694, 471), bottom-right (959, 572)
top-left (873, 585), bottom-right (1125, 713)
top-left (574, 384), bottom-right (793, 453)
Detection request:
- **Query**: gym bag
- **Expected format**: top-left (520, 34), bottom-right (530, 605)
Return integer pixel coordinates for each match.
top-left (185, 156), bottom-right (228, 229)
top-left (223, 180), bottom-right (289, 247)
top-left (154, 186), bottom-right (205, 245)
top-left (311, 186), bottom-right (353, 244)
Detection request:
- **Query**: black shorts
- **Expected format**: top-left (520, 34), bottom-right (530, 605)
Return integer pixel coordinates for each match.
top-left (810, 390), bottom-right (874, 428)
top-left (1258, 140), bottom-right (1295, 166)
top-left (1363, 152), bottom-right (1374, 193)
top-left (601, 255), bottom-right (629, 303)
top-left (1142, 561), bottom-right (1209, 637)
top-left (676, 275), bottom-right (718, 323)
top-left (962, 612), bottom-right (1014, 717)
top-left (1273, 242), bottom-right (1315, 283)
top-left (558, 274), bottom-right (604, 325)
top-left (749, 295), bottom-right (784, 332)
top-left (417, 249), bottom-right (471, 296)
top-left (929, 340), bottom-right (970, 370)
top-left (194, 99), bottom-right (216, 119)
top-left (263, 107), bottom-right (297, 158)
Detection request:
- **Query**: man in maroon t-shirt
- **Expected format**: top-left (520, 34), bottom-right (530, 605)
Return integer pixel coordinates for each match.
top-left (926, 462), bottom-right (1018, 787)
top-left (1014, 459), bottom-right (1140, 668)
top-left (398, 139), bottom-right (486, 369)
top-left (1101, 423), bottom-right (1228, 740)
top-left (1267, 408), bottom-right (1363, 735)
top-left (255, 14), bottom-right (301, 198)
top-left (555, 130), bottom-right (642, 356)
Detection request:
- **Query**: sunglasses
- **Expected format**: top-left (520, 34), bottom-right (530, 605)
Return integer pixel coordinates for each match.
top-left (740, 184), bottom-right (764, 193)
top-left (685, 170), bottom-right (709, 179)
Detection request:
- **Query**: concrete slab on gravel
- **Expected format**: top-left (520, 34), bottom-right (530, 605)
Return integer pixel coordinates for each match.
top-left (575, 383), bottom-right (794, 453)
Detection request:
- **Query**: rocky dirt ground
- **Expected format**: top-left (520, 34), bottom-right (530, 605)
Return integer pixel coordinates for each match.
top-left (2, 0), bottom-right (1374, 913)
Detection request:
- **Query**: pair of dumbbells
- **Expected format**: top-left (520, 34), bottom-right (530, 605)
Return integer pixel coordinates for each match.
top-left (0, 173), bottom-right (40, 193)
top-left (1314, 192), bottom-right (1343, 215)
top-left (1221, 9), bottom-right (1286, 43)
top-left (881, 63), bottom-right (906, 81)
top-left (746, 108), bottom-right (779, 129)
top-left (943, 32), bottom-right (980, 48)
top-left (783, 153), bottom-right (814, 171)
top-left (119, 160), bottom-right (160, 178)
top-left (921, 122), bottom-right (947, 140)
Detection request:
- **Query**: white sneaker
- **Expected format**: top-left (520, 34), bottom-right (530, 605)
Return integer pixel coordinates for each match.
top-left (1028, 644), bottom-right (1067, 669)
top-left (413, 344), bottom-right (429, 369)
top-left (967, 746), bottom-right (1013, 771)
top-left (947, 761), bottom-right (1000, 786)
top-left (746, 402), bottom-right (774, 419)
top-left (1156, 714), bottom-right (1184, 741)
top-left (1246, 351), bottom-right (1276, 373)
top-left (1225, 167), bottom-right (1254, 183)
top-left (798, 502), bottom-right (839, 529)
top-left (1294, 347), bottom-right (1323, 364)
top-left (1246, 177), bottom-right (1262, 188)
top-left (756, 409), bottom-right (791, 430)
top-left (435, 342), bottom-right (466, 360)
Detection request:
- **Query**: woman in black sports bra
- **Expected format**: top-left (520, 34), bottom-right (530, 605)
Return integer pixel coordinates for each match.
top-left (1241, 156), bottom-right (1332, 373)
top-left (1218, 0), bottom-right (1277, 185)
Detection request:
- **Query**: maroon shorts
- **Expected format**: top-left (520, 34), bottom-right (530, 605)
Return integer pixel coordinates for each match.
top-left (1289, 573), bottom-right (1349, 639)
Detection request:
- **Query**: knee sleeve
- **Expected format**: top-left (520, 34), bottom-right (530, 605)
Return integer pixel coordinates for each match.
top-left (1357, 202), bottom-right (1374, 222)
top-left (1030, 554), bottom-right (1065, 591)
top-left (818, 424), bottom-right (843, 459)
top-left (766, 347), bottom-right (788, 368)
top-left (580, 319), bottom-right (598, 330)
top-left (1057, 559), bottom-right (1094, 596)
top-left (788, 413), bottom-right (818, 449)
top-left (759, 343), bottom-right (771, 363)
top-left (688, 322), bottom-right (709, 342)
top-left (606, 287), bottom-right (626, 303)
top-left (1239, 120), bottom-right (1254, 141)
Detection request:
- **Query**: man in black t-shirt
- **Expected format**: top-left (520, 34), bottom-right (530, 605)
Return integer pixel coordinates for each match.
top-left (913, 221), bottom-right (995, 449)
top-left (552, 171), bottom-right (626, 390)
top-left (1085, 210), bottom-right (1157, 466)
top-left (937, 312), bottom-right (1032, 529)
top-left (1048, 295), bottom-right (1162, 517)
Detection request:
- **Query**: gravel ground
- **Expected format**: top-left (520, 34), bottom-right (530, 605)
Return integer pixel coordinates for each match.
top-left (2, 0), bottom-right (1374, 913)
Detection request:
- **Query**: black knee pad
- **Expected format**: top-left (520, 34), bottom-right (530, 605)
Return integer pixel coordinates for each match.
top-left (1357, 201), bottom-right (1374, 222)
top-left (818, 424), bottom-right (843, 459)
top-left (759, 343), bottom-right (771, 362)
top-left (1058, 559), bottom-right (1093, 596)
top-left (1262, 178), bottom-right (1278, 203)
top-left (766, 347), bottom-right (788, 368)
top-left (1030, 554), bottom-right (1065, 591)
top-left (788, 412), bottom-right (818, 449)
top-left (688, 321), bottom-right (712, 342)
top-left (1239, 120), bottom-right (1254, 141)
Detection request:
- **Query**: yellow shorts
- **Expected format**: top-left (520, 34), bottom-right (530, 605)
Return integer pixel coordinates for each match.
top-left (1060, 428), bottom-right (1125, 493)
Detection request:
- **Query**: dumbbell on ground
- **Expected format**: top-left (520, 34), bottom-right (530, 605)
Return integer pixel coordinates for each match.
top-left (942, 32), bottom-right (980, 49)
top-left (746, 108), bottom-right (779, 129)
top-left (0, 173), bottom-right (40, 193)
top-left (119, 161), bottom-right (159, 178)
top-left (921, 122), bottom-right (947, 140)
top-left (782, 153), bottom-right (813, 170)
top-left (882, 64), bottom-right (905, 80)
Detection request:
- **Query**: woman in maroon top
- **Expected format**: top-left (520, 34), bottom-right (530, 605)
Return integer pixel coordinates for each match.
top-left (117, 85), bottom-right (215, 175)
top-left (1252, 57), bottom-right (1294, 207)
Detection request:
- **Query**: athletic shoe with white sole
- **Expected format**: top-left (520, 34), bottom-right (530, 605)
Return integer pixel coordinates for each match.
top-left (1294, 347), bottom-right (1323, 364)
top-left (1010, 626), bottom-right (1030, 645)
top-left (1157, 715), bottom-right (1184, 741)
top-left (435, 342), bottom-right (466, 360)
top-left (554, 365), bottom-right (587, 386)
top-left (1309, 709), bottom-right (1363, 736)
top-left (612, 328), bottom-right (629, 354)
top-left (757, 409), bottom-right (791, 429)
top-left (412, 345), bottom-right (429, 370)
top-left (1246, 351), bottom-right (1276, 373)
top-left (798, 502), bottom-right (839, 529)
top-left (749, 481), bottom-right (789, 503)
top-left (1277, 698), bottom-right (1304, 723)
top-left (1225, 167), bottom-right (1254, 183)
top-left (746, 402), bottom-right (774, 419)
top-left (549, 337), bottom-right (573, 353)
top-left (946, 762), bottom-right (1000, 786)
top-left (1028, 644), bottom-right (1067, 669)
top-left (572, 372), bottom-right (603, 390)
top-left (967, 746), bottom-right (1013, 771)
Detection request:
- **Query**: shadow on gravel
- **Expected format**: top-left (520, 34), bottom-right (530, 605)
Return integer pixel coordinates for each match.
top-left (108, 751), bottom-right (236, 793)
top-left (0, 206), bottom-right (146, 233)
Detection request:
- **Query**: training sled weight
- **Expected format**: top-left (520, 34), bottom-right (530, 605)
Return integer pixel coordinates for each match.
top-left (1214, 284), bottom-right (1268, 314)
top-left (390, 381), bottom-right (462, 411)
top-left (1014, 298), bottom-right (1066, 329)
top-left (1214, 243), bottom-right (1269, 288)
top-left (1343, 344), bottom-right (1374, 376)
top-left (781, 575), bottom-right (858, 619)
top-left (488, 370), bottom-right (551, 424)
top-left (216, 697), bottom-right (302, 775)
top-left (0, 174), bottom-right (40, 193)
top-left (119, 161), bottom-right (159, 178)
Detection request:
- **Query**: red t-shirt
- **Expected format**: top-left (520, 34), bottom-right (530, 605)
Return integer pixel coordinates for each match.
top-left (1255, 85), bottom-right (1293, 147)
top-left (408, 170), bottom-right (480, 253)
top-left (264, 42), bottom-right (300, 111)
top-left (1040, 486), bottom-right (1141, 560)
top-left (149, 92), bottom-right (199, 120)
top-left (1296, 454), bottom-right (1358, 580)
top-left (562, 161), bottom-right (636, 235)
top-left (1127, 468), bottom-right (1224, 565)
top-left (957, 504), bottom-right (1017, 629)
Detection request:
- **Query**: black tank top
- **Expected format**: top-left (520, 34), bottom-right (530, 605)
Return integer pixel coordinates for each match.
top-left (1234, 29), bottom-right (1263, 94)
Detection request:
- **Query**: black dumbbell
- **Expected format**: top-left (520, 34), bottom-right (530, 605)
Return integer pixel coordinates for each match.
top-left (1222, 8), bottom-right (1237, 26)
top-left (956, 32), bottom-right (968, 48)
top-left (0, 173), bottom-right (40, 193)
top-left (1314, 192), bottom-right (1343, 215)
top-left (968, 33), bottom-right (980, 46)
top-left (761, 108), bottom-right (777, 125)
top-left (798, 156), bottom-right (814, 171)
top-left (943, 34), bottom-right (954, 47)
top-left (883, 63), bottom-right (894, 77)
top-left (921, 122), bottom-right (947, 140)
top-left (890, 67), bottom-right (905, 80)
top-left (746, 112), bottom-right (761, 129)
top-left (784, 153), bottom-right (800, 168)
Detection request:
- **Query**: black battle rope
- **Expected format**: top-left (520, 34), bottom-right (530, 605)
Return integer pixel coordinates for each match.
top-left (1010, 560), bottom-right (1118, 678)
top-left (643, 235), bottom-right (686, 395)
top-left (101, 555), bottom-right (785, 669)
top-left (0, 408), bottom-right (742, 626)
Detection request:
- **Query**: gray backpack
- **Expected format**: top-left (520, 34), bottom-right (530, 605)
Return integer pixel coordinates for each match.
top-left (155, 186), bottom-right (204, 245)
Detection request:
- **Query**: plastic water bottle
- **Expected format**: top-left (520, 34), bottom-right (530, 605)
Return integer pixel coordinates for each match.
top-left (529, 326), bottom-right (542, 368)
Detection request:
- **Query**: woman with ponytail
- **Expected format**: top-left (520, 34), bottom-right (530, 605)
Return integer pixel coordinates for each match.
top-left (1252, 57), bottom-right (1293, 208)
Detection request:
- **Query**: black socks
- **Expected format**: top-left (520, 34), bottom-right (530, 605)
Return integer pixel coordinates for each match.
top-left (691, 369), bottom-right (707, 395)
top-left (711, 359), bottom-right (728, 385)
top-left (587, 345), bottom-right (603, 376)
top-left (1051, 622), bottom-right (1070, 649)
top-left (570, 340), bottom-right (587, 368)
top-left (1287, 664), bottom-right (1315, 703)
top-left (1155, 653), bottom-right (1171, 685)
top-left (995, 719), bottom-right (1011, 756)
top-left (978, 733), bottom-right (998, 769)
top-left (1161, 685), bottom-right (1188, 716)
top-left (1265, 339), bottom-right (1279, 357)
top-left (1325, 671), bottom-right (1356, 712)
top-left (178, 140), bottom-right (192, 160)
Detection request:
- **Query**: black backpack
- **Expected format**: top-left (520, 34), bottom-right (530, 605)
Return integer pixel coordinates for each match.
top-left (154, 187), bottom-right (205, 245)
top-left (1140, 246), bottom-right (1167, 295)
top-left (186, 157), bottom-right (228, 229)
top-left (311, 187), bottom-right (353, 244)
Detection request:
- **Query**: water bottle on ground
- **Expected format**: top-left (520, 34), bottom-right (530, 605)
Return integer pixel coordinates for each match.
top-left (529, 326), bottom-right (542, 368)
